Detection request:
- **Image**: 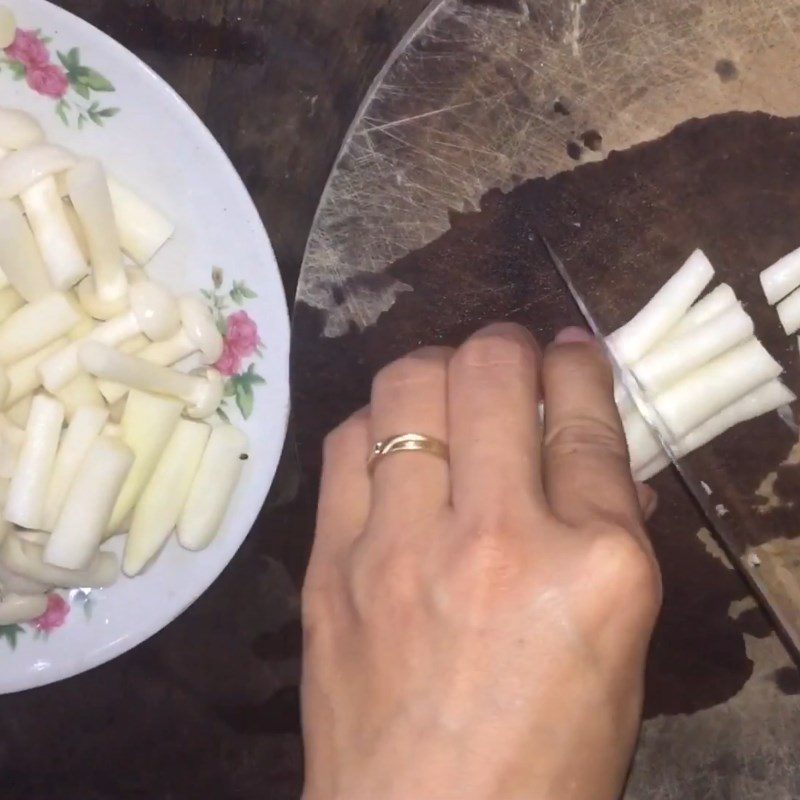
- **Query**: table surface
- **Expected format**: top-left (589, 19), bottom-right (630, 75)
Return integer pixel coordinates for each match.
top-left (4, 1), bottom-right (800, 799)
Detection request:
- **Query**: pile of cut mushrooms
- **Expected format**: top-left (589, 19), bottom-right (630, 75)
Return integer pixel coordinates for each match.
top-left (0, 107), bottom-right (248, 627)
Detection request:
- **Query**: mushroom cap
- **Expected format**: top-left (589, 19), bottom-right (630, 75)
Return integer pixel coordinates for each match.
top-left (179, 295), bottom-right (223, 363)
top-left (77, 276), bottom-right (129, 321)
top-left (185, 368), bottom-right (224, 419)
top-left (129, 281), bottom-right (180, 341)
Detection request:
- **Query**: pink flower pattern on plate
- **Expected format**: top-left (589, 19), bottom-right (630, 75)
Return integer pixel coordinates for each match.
top-left (31, 593), bottom-right (70, 633)
top-left (26, 63), bottom-right (69, 99)
top-left (4, 29), bottom-right (49, 68)
top-left (215, 340), bottom-right (242, 377)
top-left (225, 310), bottom-right (260, 359)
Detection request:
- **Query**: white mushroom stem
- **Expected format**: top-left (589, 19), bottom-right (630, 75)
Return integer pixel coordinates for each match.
top-left (45, 436), bottom-right (133, 570)
top-left (62, 199), bottom-right (90, 260)
top-left (0, 593), bottom-right (47, 625)
top-left (635, 380), bottom-right (797, 481)
top-left (0, 108), bottom-right (42, 149)
top-left (76, 275), bottom-right (129, 321)
top-left (107, 176), bottom-right (174, 265)
top-left (0, 287), bottom-right (24, 323)
top-left (776, 287), bottom-right (800, 335)
top-left (1, 533), bottom-right (118, 588)
top-left (0, 144), bottom-right (76, 199)
top-left (0, 560), bottom-right (50, 596)
top-left (5, 337), bottom-right (66, 407)
top-left (79, 342), bottom-right (224, 419)
top-left (98, 295), bottom-right (223, 404)
top-left (42, 406), bottom-right (109, 532)
top-left (624, 338), bottom-right (783, 469)
top-left (630, 303), bottom-right (754, 396)
top-left (760, 245), bottom-right (800, 305)
top-left (39, 282), bottom-right (179, 392)
top-left (53, 371), bottom-right (105, 420)
top-left (107, 389), bottom-right (183, 533)
top-left (123, 419), bottom-right (210, 576)
top-left (66, 159), bottom-right (128, 305)
top-left (608, 249), bottom-right (714, 364)
top-left (661, 284), bottom-right (737, 342)
top-left (5, 395), bottom-right (64, 529)
top-left (21, 177), bottom-right (89, 289)
top-left (178, 425), bottom-right (249, 551)
top-left (0, 292), bottom-right (80, 364)
top-left (0, 199), bottom-right (53, 301)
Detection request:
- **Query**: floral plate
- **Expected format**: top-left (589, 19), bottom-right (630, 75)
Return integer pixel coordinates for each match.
top-left (0, 0), bottom-right (290, 692)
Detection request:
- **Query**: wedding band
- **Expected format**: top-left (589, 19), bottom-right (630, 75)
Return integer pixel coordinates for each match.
top-left (368, 433), bottom-right (449, 474)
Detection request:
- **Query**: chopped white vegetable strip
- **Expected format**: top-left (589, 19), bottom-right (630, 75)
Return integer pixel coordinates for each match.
top-left (661, 284), bottom-right (737, 342)
top-left (635, 380), bottom-right (797, 481)
top-left (631, 303), bottom-right (754, 395)
top-left (0, 199), bottom-right (53, 301)
top-left (103, 422), bottom-right (122, 438)
top-left (124, 419), bottom-right (210, 576)
top-left (21, 178), bottom-right (89, 289)
top-left (0, 292), bottom-right (80, 364)
top-left (0, 10), bottom-right (17, 51)
top-left (5, 394), bottom-right (31, 428)
top-left (0, 144), bottom-right (75, 199)
top-left (776, 287), bottom-right (800, 335)
top-left (5, 395), bottom-right (64, 529)
top-left (178, 425), bottom-right (248, 551)
top-left (46, 437), bottom-right (133, 569)
top-left (760, 245), bottom-right (800, 305)
top-left (625, 338), bottom-right (783, 469)
top-left (0, 593), bottom-right (47, 625)
top-left (42, 406), bottom-right (109, 532)
top-left (0, 416), bottom-right (23, 479)
top-left (75, 275), bottom-right (130, 321)
top-left (79, 342), bottom-right (224, 419)
top-left (0, 108), bottom-right (43, 150)
top-left (54, 371), bottom-right (105, 420)
top-left (107, 389), bottom-right (183, 533)
top-left (0, 266), bottom-right (9, 291)
top-left (608, 249), bottom-right (714, 364)
top-left (107, 176), bottom-right (174, 265)
top-left (5, 337), bottom-right (66, 407)
top-left (0, 287), bottom-right (23, 324)
top-left (1, 533), bottom-right (118, 588)
top-left (66, 159), bottom-right (128, 304)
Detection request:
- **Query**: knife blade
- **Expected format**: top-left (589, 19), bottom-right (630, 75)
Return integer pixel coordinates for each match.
top-left (538, 233), bottom-right (800, 659)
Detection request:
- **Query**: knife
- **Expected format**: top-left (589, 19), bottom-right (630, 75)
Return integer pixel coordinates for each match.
top-left (538, 233), bottom-right (800, 659)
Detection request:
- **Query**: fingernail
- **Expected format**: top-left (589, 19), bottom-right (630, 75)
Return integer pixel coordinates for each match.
top-left (554, 326), bottom-right (594, 345)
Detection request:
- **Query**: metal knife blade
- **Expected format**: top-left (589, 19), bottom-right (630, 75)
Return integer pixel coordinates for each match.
top-left (538, 233), bottom-right (800, 659)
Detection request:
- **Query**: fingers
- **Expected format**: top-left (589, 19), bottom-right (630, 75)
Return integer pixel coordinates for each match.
top-left (369, 347), bottom-right (452, 522)
top-left (448, 323), bottom-right (545, 518)
top-left (313, 407), bottom-right (372, 562)
top-left (636, 482), bottom-right (658, 521)
top-left (542, 327), bottom-right (642, 529)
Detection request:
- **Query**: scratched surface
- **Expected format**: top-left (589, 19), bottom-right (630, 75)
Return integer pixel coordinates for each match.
top-left (292, 0), bottom-right (800, 796)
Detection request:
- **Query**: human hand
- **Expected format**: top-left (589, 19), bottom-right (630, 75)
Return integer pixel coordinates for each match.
top-left (301, 323), bottom-right (661, 800)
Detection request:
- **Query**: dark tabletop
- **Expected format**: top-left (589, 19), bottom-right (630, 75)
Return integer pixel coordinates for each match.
top-left (0, 1), bottom-right (430, 798)
top-left (5, 2), bottom-right (800, 799)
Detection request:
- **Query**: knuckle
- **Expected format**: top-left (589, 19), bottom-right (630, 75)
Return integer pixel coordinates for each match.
top-left (544, 416), bottom-right (628, 461)
top-left (373, 353), bottom-right (445, 396)
top-left (588, 528), bottom-right (662, 612)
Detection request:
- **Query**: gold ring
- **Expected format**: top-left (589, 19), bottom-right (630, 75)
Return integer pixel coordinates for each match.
top-left (368, 433), bottom-right (449, 474)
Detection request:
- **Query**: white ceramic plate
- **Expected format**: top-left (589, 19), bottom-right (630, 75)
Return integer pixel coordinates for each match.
top-left (0, 0), bottom-right (290, 692)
